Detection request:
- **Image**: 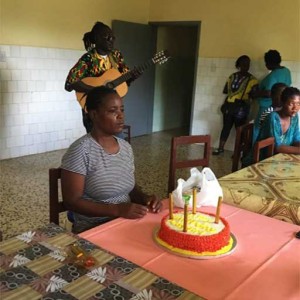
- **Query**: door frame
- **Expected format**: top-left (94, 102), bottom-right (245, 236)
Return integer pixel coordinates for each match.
top-left (149, 21), bottom-right (201, 134)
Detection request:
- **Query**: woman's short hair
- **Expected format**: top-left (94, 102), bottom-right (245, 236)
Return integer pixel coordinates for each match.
top-left (280, 87), bottom-right (300, 104)
top-left (85, 86), bottom-right (118, 111)
top-left (264, 50), bottom-right (281, 65)
top-left (235, 55), bottom-right (250, 68)
top-left (271, 82), bottom-right (287, 97)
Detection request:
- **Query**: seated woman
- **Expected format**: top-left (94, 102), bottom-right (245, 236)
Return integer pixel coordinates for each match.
top-left (61, 86), bottom-right (162, 233)
top-left (258, 82), bottom-right (287, 129)
top-left (242, 86), bottom-right (300, 167)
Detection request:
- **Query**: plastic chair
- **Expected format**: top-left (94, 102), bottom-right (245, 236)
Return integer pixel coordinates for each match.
top-left (253, 137), bottom-right (275, 163)
top-left (168, 135), bottom-right (211, 193)
top-left (49, 168), bottom-right (66, 225)
top-left (123, 125), bottom-right (131, 144)
top-left (232, 122), bottom-right (254, 172)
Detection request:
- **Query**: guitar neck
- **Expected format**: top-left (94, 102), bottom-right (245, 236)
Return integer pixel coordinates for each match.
top-left (111, 58), bottom-right (155, 88)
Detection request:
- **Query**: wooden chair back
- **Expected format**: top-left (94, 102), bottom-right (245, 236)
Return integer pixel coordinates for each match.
top-left (232, 122), bottom-right (254, 172)
top-left (49, 168), bottom-right (66, 225)
top-left (253, 137), bottom-right (275, 163)
top-left (168, 135), bottom-right (211, 193)
top-left (123, 125), bottom-right (131, 144)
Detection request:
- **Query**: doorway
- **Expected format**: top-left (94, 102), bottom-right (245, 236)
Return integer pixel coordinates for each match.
top-left (151, 22), bottom-right (200, 135)
top-left (113, 21), bottom-right (200, 137)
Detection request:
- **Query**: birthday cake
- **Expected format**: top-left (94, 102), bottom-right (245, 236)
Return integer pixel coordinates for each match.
top-left (155, 211), bottom-right (233, 257)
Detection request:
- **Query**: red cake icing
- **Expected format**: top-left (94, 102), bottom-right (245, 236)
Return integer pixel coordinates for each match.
top-left (157, 211), bottom-right (231, 253)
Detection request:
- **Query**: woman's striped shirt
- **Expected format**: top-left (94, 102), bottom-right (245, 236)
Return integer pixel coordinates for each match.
top-left (61, 134), bottom-right (135, 232)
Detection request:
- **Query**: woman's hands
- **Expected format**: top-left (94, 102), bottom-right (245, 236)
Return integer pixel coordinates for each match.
top-left (249, 85), bottom-right (271, 99)
top-left (145, 195), bottom-right (162, 213)
top-left (129, 185), bottom-right (162, 216)
top-left (61, 171), bottom-right (162, 221)
top-left (116, 203), bottom-right (148, 219)
top-left (116, 196), bottom-right (162, 219)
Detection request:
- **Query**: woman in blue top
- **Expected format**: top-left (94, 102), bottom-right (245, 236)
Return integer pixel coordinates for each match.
top-left (242, 87), bottom-right (300, 167)
top-left (251, 50), bottom-right (292, 142)
top-left (259, 87), bottom-right (300, 154)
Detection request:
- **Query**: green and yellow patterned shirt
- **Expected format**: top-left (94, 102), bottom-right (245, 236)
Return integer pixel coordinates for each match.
top-left (65, 48), bottom-right (129, 91)
top-left (224, 72), bottom-right (258, 103)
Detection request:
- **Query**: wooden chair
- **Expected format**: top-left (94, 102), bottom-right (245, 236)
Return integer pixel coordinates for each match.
top-left (253, 137), bottom-right (275, 163)
top-left (168, 135), bottom-right (211, 193)
top-left (49, 168), bottom-right (66, 225)
top-left (123, 125), bottom-right (131, 144)
top-left (232, 122), bottom-right (254, 172)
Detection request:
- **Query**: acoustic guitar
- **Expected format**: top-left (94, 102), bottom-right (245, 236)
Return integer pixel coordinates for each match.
top-left (76, 50), bottom-right (170, 109)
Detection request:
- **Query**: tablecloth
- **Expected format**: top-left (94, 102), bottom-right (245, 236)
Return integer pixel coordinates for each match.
top-left (219, 153), bottom-right (300, 224)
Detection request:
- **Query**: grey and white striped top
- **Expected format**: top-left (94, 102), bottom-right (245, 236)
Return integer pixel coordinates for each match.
top-left (259, 106), bottom-right (274, 128)
top-left (61, 134), bottom-right (135, 232)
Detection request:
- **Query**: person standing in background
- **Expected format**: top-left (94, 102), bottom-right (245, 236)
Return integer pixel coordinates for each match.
top-left (251, 49), bottom-right (292, 142)
top-left (65, 21), bottom-right (140, 133)
top-left (212, 55), bottom-right (258, 155)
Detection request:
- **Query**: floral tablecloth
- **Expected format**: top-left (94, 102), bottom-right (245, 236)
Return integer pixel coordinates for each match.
top-left (219, 153), bottom-right (300, 224)
top-left (0, 224), bottom-right (203, 300)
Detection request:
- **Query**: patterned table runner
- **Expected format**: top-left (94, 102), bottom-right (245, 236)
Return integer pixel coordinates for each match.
top-left (219, 153), bottom-right (300, 224)
top-left (0, 224), bottom-right (203, 300)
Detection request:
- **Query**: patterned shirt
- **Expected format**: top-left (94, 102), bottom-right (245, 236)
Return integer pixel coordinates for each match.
top-left (65, 48), bottom-right (130, 91)
top-left (224, 72), bottom-right (258, 103)
top-left (61, 134), bottom-right (135, 233)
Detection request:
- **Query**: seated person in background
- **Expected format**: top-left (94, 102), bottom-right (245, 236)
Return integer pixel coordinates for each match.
top-left (61, 86), bottom-right (162, 233)
top-left (242, 87), bottom-right (300, 167)
top-left (258, 82), bottom-right (287, 128)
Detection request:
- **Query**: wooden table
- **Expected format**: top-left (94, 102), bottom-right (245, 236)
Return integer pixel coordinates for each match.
top-left (80, 202), bottom-right (300, 300)
top-left (0, 223), bottom-right (202, 299)
top-left (219, 153), bottom-right (300, 224)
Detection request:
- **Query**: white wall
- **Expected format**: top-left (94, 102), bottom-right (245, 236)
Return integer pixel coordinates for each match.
top-left (191, 58), bottom-right (300, 150)
top-left (1, 45), bottom-right (299, 159)
top-left (0, 45), bottom-right (85, 160)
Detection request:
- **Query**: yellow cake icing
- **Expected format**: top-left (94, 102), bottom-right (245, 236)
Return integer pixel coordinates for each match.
top-left (166, 212), bottom-right (225, 235)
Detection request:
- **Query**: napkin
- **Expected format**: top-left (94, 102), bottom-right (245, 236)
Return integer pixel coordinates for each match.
top-left (172, 167), bottom-right (223, 208)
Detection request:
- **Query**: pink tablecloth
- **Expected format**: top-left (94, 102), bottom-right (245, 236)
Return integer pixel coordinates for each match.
top-left (80, 202), bottom-right (300, 300)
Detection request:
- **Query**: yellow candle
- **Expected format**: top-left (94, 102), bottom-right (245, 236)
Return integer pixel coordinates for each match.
top-left (192, 188), bottom-right (197, 214)
top-left (183, 203), bottom-right (188, 232)
top-left (215, 196), bottom-right (222, 224)
top-left (169, 193), bottom-right (174, 219)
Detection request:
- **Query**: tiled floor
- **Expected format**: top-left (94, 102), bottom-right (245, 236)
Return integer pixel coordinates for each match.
top-left (0, 128), bottom-right (233, 240)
